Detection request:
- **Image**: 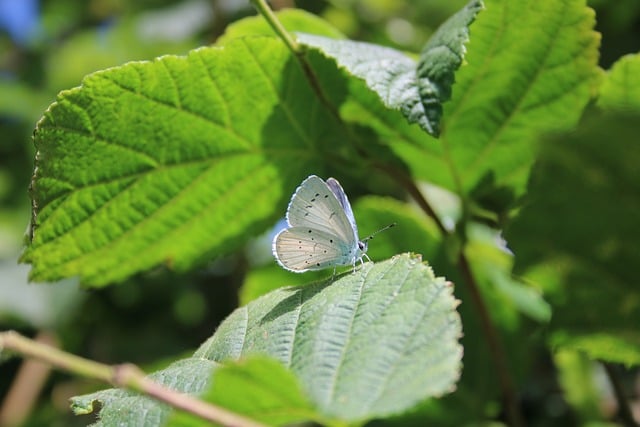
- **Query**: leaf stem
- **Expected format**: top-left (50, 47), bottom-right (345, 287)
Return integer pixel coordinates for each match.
top-left (250, 0), bottom-right (301, 55)
top-left (457, 255), bottom-right (524, 427)
top-left (248, 0), bottom-right (342, 127)
top-left (0, 331), bottom-right (268, 427)
top-left (389, 170), bottom-right (524, 427)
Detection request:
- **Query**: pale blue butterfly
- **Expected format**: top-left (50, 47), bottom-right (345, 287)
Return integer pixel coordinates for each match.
top-left (273, 175), bottom-right (393, 273)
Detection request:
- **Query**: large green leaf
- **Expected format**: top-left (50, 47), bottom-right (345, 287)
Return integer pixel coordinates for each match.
top-left (72, 358), bottom-right (216, 424)
top-left (416, 0), bottom-right (483, 135)
top-left (506, 114), bottom-right (640, 365)
top-left (217, 8), bottom-right (345, 44)
top-left (441, 0), bottom-right (601, 197)
top-left (297, 0), bottom-right (482, 137)
top-left (72, 254), bottom-right (462, 424)
top-left (597, 53), bottom-right (640, 113)
top-left (73, 357), bottom-right (316, 426)
top-left (197, 254), bottom-right (461, 421)
top-left (22, 36), bottom-right (350, 286)
top-left (185, 356), bottom-right (316, 426)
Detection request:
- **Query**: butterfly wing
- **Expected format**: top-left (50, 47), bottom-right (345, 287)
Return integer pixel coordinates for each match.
top-left (273, 226), bottom-right (356, 272)
top-left (285, 175), bottom-right (357, 245)
top-left (325, 177), bottom-right (358, 238)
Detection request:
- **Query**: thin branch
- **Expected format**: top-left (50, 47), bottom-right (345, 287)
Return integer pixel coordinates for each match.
top-left (458, 255), bottom-right (524, 427)
top-left (386, 168), bottom-right (524, 427)
top-left (0, 331), bottom-right (267, 427)
top-left (0, 331), bottom-right (56, 427)
top-left (602, 362), bottom-right (639, 427)
top-left (384, 167), bottom-right (448, 235)
top-left (250, 0), bottom-right (300, 55)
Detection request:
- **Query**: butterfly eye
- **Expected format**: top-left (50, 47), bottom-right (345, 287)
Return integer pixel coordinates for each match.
top-left (358, 241), bottom-right (367, 251)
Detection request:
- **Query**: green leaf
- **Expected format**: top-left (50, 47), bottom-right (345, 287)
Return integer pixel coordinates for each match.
top-left (353, 196), bottom-right (442, 262)
top-left (22, 37), bottom-right (349, 286)
top-left (416, 0), bottom-right (484, 135)
top-left (506, 114), bottom-right (640, 365)
top-left (597, 53), bottom-right (640, 113)
top-left (554, 349), bottom-right (605, 422)
top-left (551, 333), bottom-right (640, 369)
top-left (297, 34), bottom-right (428, 129)
top-left (73, 357), bottom-right (318, 426)
top-left (168, 357), bottom-right (317, 426)
top-left (196, 254), bottom-right (462, 421)
top-left (72, 358), bottom-right (217, 423)
top-left (218, 8), bottom-right (345, 44)
top-left (338, 81), bottom-right (452, 186)
top-left (465, 224), bottom-right (551, 325)
top-left (297, 0), bottom-right (481, 137)
top-left (441, 0), bottom-right (601, 197)
top-left (73, 255), bottom-right (461, 425)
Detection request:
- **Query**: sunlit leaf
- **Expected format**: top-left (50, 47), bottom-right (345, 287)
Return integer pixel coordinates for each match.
top-left (22, 37), bottom-right (349, 286)
top-left (441, 0), bottom-right (601, 198)
top-left (597, 53), bottom-right (640, 113)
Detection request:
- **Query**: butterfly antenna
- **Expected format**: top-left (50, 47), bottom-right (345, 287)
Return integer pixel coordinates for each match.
top-left (362, 222), bottom-right (396, 242)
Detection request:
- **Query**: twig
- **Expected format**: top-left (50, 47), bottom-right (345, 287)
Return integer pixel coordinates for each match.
top-left (0, 331), bottom-right (267, 427)
top-left (458, 255), bottom-right (524, 427)
top-left (391, 170), bottom-right (524, 427)
top-left (602, 361), bottom-right (639, 427)
top-left (250, 0), bottom-right (300, 55)
top-left (0, 331), bottom-right (56, 427)
top-left (249, 0), bottom-right (343, 128)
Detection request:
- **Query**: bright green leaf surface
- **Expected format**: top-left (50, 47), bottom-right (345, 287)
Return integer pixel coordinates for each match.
top-left (416, 0), bottom-right (483, 136)
top-left (73, 357), bottom-right (318, 426)
top-left (296, 0), bottom-right (481, 138)
top-left (197, 254), bottom-right (462, 421)
top-left (333, 76), bottom-right (453, 189)
top-left (506, 114), bottom-right (640, 365)
top-left (168, 357), bottom-right (317, 426)
top-left (598, 53), bottom-right (640, 113)
top-left (23, 37), bottom-right (348, 286)
top-left (441, 0), bottom-right (601, 196)
top-left (297, 0), bottom-right (481, 137)
top-left (354, 196), bottom-right (442, 263)
top-left (217, 8), bottom-right (345, 44)
top-left (72, 358), bottom-right (217, 424)
top-left (554, 350), bottom-right (604, 422)
top-left (297, 33), bottom-right (430, 130)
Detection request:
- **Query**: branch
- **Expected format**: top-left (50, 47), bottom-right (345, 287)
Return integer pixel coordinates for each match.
top-left (393, 172), bottom-right (524, 427)
top-left (0, 331), bottom-right (267, 427)
top-left (457, 255), bottom-right (524, 427)
top-left (250, 0), bottom-right (300, 55)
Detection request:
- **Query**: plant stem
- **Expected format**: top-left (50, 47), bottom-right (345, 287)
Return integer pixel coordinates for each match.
top-left (250, 0), bottom-right (300, 55)
top-left (394, 173), bottom-right (524, 427)
top-left (457, 255), bottom-right (524, 427)
top-left (602, 362), bottom-right (639, 427)
top-left (0, 331), bottom-right (267, 427)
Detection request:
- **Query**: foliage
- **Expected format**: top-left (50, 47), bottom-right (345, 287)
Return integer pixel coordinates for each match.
top-left (1, 0), bottom-right (639, 426)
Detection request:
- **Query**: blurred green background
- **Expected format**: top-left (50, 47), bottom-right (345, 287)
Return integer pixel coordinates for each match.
top-left (0, 0), bottom-right (638, 426)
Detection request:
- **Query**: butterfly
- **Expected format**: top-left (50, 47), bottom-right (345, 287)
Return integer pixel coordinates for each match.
top-left (272, 175), bottom-right (393, 273)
